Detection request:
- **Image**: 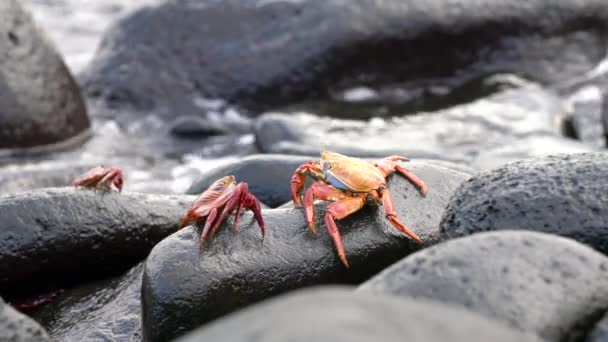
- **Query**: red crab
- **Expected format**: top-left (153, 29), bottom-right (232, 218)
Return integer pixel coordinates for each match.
top-left (291, 150), bottom-right (428, 267)
top-left (71, 165), bottom-right (124, 192)
top-left (180, 175), bottom-right (265, 246)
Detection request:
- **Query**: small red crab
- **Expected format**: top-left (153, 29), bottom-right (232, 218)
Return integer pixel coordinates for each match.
top-left (180, 175), bottom-right (265, 246)
top-left (291, 150), bottom-right (428, 268)
top-left (71, 165), bottom-right (124, 192)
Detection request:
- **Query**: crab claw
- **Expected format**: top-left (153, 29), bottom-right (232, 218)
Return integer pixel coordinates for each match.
top-left (71, 165), bottom-right (124, 192)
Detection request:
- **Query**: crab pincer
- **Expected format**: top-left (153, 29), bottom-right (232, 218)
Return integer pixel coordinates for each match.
top-left (180, 176), bottom-right (265, 247)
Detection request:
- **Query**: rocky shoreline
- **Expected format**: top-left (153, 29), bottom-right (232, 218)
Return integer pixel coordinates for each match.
top-left (2, 0), bottom-right (608, 341)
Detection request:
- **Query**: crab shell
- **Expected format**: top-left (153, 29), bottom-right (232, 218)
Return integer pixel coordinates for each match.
top-left (321, 151), bottom-right (387, 193)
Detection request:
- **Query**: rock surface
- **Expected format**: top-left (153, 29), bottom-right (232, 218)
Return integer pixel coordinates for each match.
top-left (0, 0), bottom-right (90, 152)
top-left (359, 231), bottom-right (608, 341)
top-left (142, 162), bottom-right (469, 342)
top-left (175, 286), bottom-right (542, 342)
top-left (186, 154), bottom-right (317, 207)
top-left (82, 0), bottom-right (608, 116)
top-left (31, 263), bottom-right (143, 342)
top-left (0, 296), bottom-right (51, 342)
top-left (254, 85), bottom-right (596, 170)
top-left (439, 152), bottom-right (608, 254)
top-left (0, 188), bottom-right (194, 297)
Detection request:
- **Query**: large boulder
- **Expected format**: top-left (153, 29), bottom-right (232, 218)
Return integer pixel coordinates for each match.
top-left (175, 286), bottom-right (542, 342)
top-left (31, 263), bottom-right (143, 342)
top-left (439, 152), bottom-right (608, 253)
top-left (0, 188), bottom-right (194, 298)
top-left (0, 0), bottom-right (90, 152)
top-left (82, 0), bottom-right (608, 117)
top-left (142, 162), bottom-right (469, 341)
top-left (0, 296), bottom-right (50, 342)
top-left (254, 85), bottom-right (595, 170)
top-left (358, 231), bottom-right (608, 341)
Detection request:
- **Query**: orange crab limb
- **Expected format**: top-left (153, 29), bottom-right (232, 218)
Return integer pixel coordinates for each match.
top-left (71, 166), bottom-right (124, 192)
top-left (303, 182), bottom-right (351, 235)
top-left (290, 161), bottom-right (324, 206)
top-left (380, 188), bottom-right (422, 243)
top-left (324, 197), bottom-right (366, 268)
top-left (374, 157), bottom-right (427, 196)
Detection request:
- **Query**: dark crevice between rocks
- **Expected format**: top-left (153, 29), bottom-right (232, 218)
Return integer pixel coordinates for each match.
top-left (7, 31), bottom-right (19, 45)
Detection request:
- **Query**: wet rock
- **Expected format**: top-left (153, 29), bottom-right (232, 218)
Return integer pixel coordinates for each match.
top-left (0, 296), bottom-right (50, 342)
top-left (0, 0), bottom-right (90, 152)
top-left (565, 85), bottom-right (605, 147)
top-left (186, 154), bottom-right (317, 207)
top-left (0, 187), bottom-right (195, 298)
top-left (175, 286), bottom-right (542, 342)
top-left (586, 311), bottom-right (608, 342)
top-left (82, 0), bottom-right (608, 115)
top-left (439, 152), bottom-right (608, 253)
top-left (142, 162), bottom-right (469, 342)
top-left (31, 263), bottom-right (143, 342)
top-left (358, 230), bottom-right (608, 341)
top-left (255, 85), bottom-right (596, 170)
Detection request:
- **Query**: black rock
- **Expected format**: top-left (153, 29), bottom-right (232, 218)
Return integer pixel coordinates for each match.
top-left (0, 0), bottom-right (90, 152)
top-left (0, 296), bottom-right (50, 342)
top-left (31, 263), bottom-right (143, 342)
top-left (175, 286), bottom-right (542, 342)
top-left (142, 162), bottom-right (469, 342)
top-left (254, 85), bottom-right (595, 169)
top-left (439, 152), bottom-right (608, 253)
top-left (186, 154), bottom-right (317, 207)
top-left (82, 0), bottom-right (608, 115)
top-left (358, 230), bottom-right (608, 341)
top-left (0, 187), bottom-right (195, 298)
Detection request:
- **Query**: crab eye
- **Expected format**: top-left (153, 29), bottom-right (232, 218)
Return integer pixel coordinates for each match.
top-left (322, 161), bottom-right (332, 171)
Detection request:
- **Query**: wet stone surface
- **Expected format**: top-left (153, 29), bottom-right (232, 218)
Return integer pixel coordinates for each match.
top-left (0, 0), bottom-right (90, 152)
top-left (0, 187), bottom-right (194, 298)
top-left (175, 286), bottom-right (542, 342)
top-left (358, 230), bottom-right (608, 341)
top-left (142, 162), bottom-right (469, 342)
top-left (439, 152), bottom-right (608, 254)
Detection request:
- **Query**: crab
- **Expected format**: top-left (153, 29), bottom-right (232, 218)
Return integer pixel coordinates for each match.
top-left (290, 150), bottom-right (428, 268)
top-left (71, 165), bottom-right (124, 192)
top-left (179, 175), bottom-right (265, 246)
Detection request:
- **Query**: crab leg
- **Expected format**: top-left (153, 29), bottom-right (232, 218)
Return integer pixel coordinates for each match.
top-left (394, 165), bottom-right (428, 196)
top-left (380, 188), bottom-right (422, 243)
top-left (303, 182), bottom-right (351, 235)
top-left (324, 197), bottom-right (366, 268)
top-left (209, 183), bottom-right (266, 239)
top-left (290, 162), bottom-right (324, 206)
top-left (374, 157), bottom-right (427, 196)
top-left (200, 207), bottom-right (219, 246)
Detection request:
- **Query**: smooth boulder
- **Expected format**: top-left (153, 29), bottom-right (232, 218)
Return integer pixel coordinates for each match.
top-left (359, 231), bottom-right (608, 341)
top-left (175, 286), bottom-right (542, 342)
top-left (0, 188), bottom-right (194, 298)
top-left (82, 0), bottom-right (608, 116)
top-left (254, 85), bottom-right (595, 170)
top-left (186, 154), bottom-right (316, 207)
top-left (142, 162), bottom-right (469, 342)
top-left (0, 0), bottom-right (90, 152)
top-left (439, 152), bottom-right (608, 253)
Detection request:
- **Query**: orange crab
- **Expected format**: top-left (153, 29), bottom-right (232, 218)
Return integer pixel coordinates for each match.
top-left (291, 150), bottom-right (428, 267)
top-left (71, 165), bottom-right (124, 192)
top-left (180, 176), bottom-right (265, 246)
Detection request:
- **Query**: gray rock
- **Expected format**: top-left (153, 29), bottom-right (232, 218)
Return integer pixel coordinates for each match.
top-left (142, 162), bottom-right (469, 342)
top-left (565, 85), bottom-right (606, 148)
top-left (0, 297), bottom-right (50, 342)
top-left (0, 0), bottom-right (90, 152)
top-left (31, 263), bottom-right (143, 342)
top-left (255, 85), bottom-right (595, 170)
top-left (439, 152), bottom-right (608, 253)
top-left (358, 231), bottom-right (608, 341)
top-left (186, 154), bottom-right (317, 207)
top-left (82, 0), bottom-right (608, 116)
top-left (586, 311), bottom-right (608, 342)
top-left (0, 187), bottom-right (195, 297)
top-left (175, 286), bottom-right (542, 342)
